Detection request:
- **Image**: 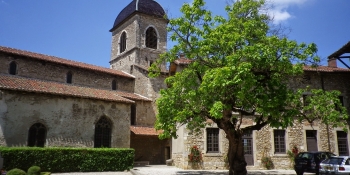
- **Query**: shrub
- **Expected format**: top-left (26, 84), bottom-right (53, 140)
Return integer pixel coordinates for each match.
top-left (6, 168), bottom-right (26, 175)
top-left (28, 166), bottom-right (41, 175)
top-left (261, 156), bottom-right (274, 170)
top-left (0, 147), bottom-right (134, 172)
top-left (188, 145), bottom-right (202, 163)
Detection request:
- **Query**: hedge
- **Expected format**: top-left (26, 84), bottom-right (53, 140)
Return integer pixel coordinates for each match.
top-left (0, 147), bottom-right (134, 173)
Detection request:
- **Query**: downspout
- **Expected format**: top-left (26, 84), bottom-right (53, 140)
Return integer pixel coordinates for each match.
top-left (136, 0), bottom-right (139, 11)
top-left (320, 72), bottom-right (331, 152)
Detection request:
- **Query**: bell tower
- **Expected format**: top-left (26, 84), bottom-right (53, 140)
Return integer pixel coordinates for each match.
top-left (109, 0), bottom-right (168, 75)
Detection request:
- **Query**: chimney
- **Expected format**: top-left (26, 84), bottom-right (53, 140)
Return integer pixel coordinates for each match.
top-left (328, 58), bottom-right (337, 68)
top-left (179, 53), bottom-right (185, 58)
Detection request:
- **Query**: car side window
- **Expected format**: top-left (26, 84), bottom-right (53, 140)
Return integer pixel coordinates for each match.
top-left (320, 153), bottom-right (328, 159)
top-left (346, 158), bottom-right (350, 165)
top-left (301, 153), bottom-right (311, 159)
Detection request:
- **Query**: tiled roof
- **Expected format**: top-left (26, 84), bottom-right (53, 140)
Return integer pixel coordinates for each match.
top-left (172, 57), bottom-right (350, 73)
top-left (130, 126), bottom-right (162, 136)
top-left (0, 46), bottom-right (135, 79)
top-left (111, 0), bottom-right (166, 31)
top-left (303, 65), bottom-right (350, 72)
top-left (328, 41), bottom-right (350, 58)
top-left (174, 58), bottom-right (192, 65)
top-left (0, 74), bottom-right (135, 103)
top-left (116, 91), bottom-right (152, 102)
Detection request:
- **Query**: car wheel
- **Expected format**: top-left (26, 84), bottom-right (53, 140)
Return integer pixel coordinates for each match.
top-left (295, 171), bottom-right (303, 175)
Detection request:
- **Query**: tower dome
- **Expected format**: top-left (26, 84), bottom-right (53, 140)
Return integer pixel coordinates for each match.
top-left (110, 0), bottom-right (166, 31)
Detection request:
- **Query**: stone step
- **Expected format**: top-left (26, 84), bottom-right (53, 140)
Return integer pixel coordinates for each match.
top-left (134, 161), bottom-right (150, 166)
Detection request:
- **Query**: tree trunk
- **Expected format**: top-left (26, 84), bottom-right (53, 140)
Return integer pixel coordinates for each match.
top-left (227, 130), bottom-right (247, 175)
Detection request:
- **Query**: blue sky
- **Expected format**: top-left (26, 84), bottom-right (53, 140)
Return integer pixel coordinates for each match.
top-left (0, 0), bottom-right (349, 68)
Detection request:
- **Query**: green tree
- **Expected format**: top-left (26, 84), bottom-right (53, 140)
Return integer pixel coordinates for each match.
top-left (150, 0), bottom-right (348, 174)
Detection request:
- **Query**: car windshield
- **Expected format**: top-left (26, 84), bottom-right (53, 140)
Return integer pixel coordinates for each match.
top-left (322, 157), bottom-right (343, 165)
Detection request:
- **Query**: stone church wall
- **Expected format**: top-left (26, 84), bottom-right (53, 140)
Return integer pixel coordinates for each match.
top-left (132, 67), bottom-right (167, 126)
top-left (0, 53), bottom-right (135, 92)
top-left (0, 90), bottom-right (131, 148)
top-left (134, 100), bottom-right (156, 126)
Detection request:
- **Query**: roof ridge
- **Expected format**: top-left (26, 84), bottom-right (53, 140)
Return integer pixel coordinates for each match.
top-left (0, 46), bottom-right (134, 79)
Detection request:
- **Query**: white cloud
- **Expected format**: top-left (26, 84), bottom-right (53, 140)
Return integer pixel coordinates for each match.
top-left (267, 0), bottom-right (311, 24)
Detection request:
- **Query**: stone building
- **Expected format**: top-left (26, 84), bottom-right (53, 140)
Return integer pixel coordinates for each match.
top-left (0, 0), bottom-right (170, 165)
top-left (170, 43), bottom-right (350, 170)
top-left (1, 0), bottom-right (350, 170)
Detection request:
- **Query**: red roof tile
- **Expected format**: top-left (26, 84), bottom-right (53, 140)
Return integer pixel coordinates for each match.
top-left (303, 65), bottom-right (350, 72)
top-left (0, 46), bottom-right (134, 79)
top-left (130, 126), bottom-right (162, 136)
top-left (116, 91), bottom-right (152, 102)
top-left (174, 58), bottom-right (192, 65)
top-left (0, 74), bottom-right (135, 103)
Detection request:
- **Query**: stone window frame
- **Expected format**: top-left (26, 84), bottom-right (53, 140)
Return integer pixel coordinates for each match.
top-left (94, 116), bottom-right (112, 148)
top-left (144, 26), bottom-right (159, 49)
top-left (303, 125), bottom-right (321, 152)
top-left (305, 130), bottom-right (318, 151)
top-left (119, 31), bottom-right (127, 54)
top-left (9, 61), bottom-right (18, 75)
top-left (336, 95), bottom-right (345, 111)
top-left (205, 127), bottom-right (220, 154)
top-left (336, 130), bottom-right (349, 156)
top-left (27, 123), bottom-right (47, 147)
top-left (273, 129), bottom-right (286, 154)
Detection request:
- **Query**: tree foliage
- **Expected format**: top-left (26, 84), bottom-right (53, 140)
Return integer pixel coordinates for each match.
top-left (150, 0), bottom-right (348, 173)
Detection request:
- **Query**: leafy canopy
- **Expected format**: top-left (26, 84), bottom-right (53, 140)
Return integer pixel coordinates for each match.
top-left (150, 0), bottom-right (347, 139)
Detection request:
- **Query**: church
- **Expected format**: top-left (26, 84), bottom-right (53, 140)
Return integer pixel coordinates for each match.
top-left (1, 0), bottom-right (350, 170)
top-left (0, 0), bottom-right (170, 165)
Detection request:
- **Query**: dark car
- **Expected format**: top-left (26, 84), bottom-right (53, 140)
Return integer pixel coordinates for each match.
top-left (294, 151), bottom-right (336, 175)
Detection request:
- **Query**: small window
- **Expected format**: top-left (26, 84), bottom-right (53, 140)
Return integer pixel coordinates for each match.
top-left (131, 104), bottom-right (136, 125)
top-left (303, 95), bottom-right (310, 106)
top-left (66, 71), bottom-right (72, 84)
top-left (145, 27), bottom-right (157, 49)
top-left (336, 96), bottom-right (344, 111)
top-left (28, 123), bottom-right (47, 147)
top-left (207, 128), bottom-right (219, 153)
top-left (112, 80), bottom-right (117, 90)
top-left (9, 61), bottom-right (17, 75)
top-left (274, 130), bottom-right (286, 153)
top-left (94, 117), bottom-right (112, 148)
top-left (119, 32), bottom-right (127, 53)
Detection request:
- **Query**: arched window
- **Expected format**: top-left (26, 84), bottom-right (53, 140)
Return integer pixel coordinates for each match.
top-left (112, 80), bottom-right (117, 90)
top-left (9, 61), bottom-right (17, 75)
top-left (28, 123), bottom-right (47, 147)
top-left (119, 32), bottom-right (127, 53)
top-left (66, 71), bottom-right (72, 84)
top-left (145, 27), bottom-right (157, 49)
top-left (94, 117), bottom-right (112, 148)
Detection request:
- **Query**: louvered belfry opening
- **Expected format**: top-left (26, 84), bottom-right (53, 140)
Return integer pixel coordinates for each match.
top-left (94, 117), bottom-right (112, 148)
top-left (28, 123), bottom-right (47, 147)
top-left (146, 27), bottom-right (157, 49)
